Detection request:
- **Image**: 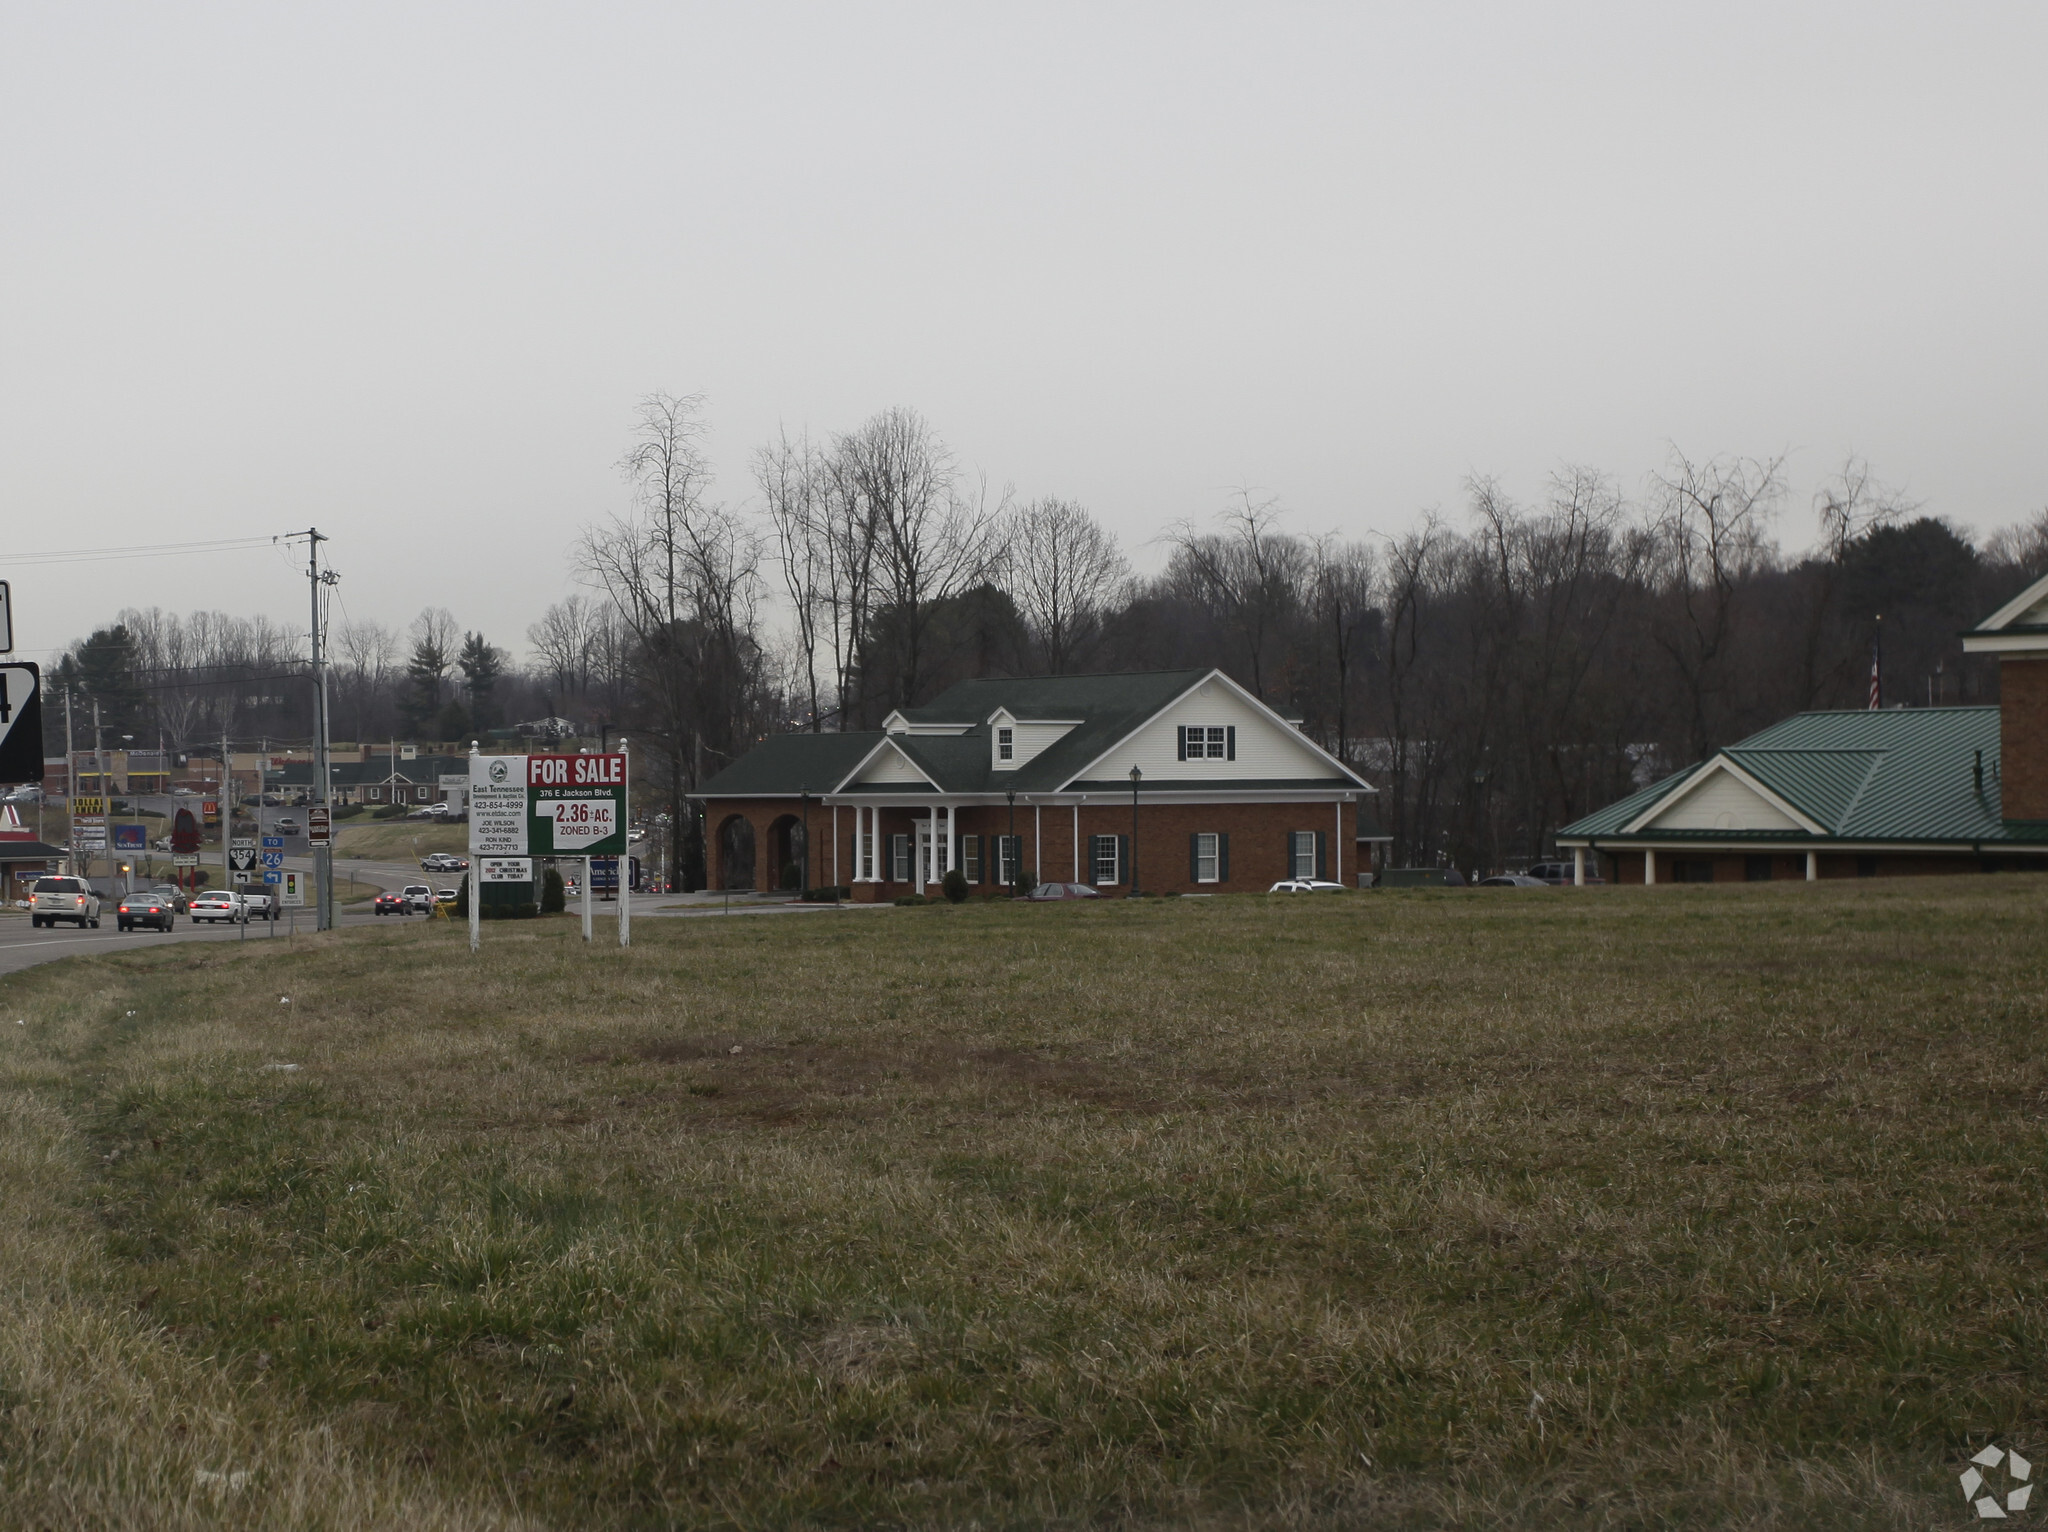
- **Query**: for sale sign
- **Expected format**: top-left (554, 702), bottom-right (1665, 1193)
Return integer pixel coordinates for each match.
top-left (528, 753), bottom-right (627, 855)
top-left (468, 754), bottom-right (627, 857)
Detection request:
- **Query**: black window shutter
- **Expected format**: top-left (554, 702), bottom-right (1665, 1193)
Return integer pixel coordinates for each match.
top-left (1087, 834), bottom-right (1100, 882)
top-left (1284, 831), bottom-right (1295, 877)
top-left (1176, 726), bottom-right (1187, 761)
top-left (1117, 834), bottom-right (1130, 885)
top-left (1189, 833), bottom-right (1199, 883)
top-left (1219, 833), bottom-right (1230, 883)
top-left (1226, 726), bottom-right (1236, 761)
top-left (1315, 830), bottom-right (1328, 880)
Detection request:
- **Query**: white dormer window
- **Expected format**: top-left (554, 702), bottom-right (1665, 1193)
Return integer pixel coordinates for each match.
top-left (997, 727), bottom-right (1014, 761)
top-left (1176, 726), bottom-right (1234, 761)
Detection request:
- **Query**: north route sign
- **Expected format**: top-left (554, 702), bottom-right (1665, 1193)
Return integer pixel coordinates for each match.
top-left (469, 754), bottom-right (627, 858)
top-left (0, 664), bottom-right (43, 783)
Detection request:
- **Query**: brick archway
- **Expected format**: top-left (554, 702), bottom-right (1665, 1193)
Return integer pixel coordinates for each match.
top-left (716, 815), bottom-right (756, 890)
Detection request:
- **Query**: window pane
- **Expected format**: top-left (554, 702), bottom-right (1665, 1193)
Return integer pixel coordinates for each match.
top-left (965, 835), bottom-right (981, 881)
top-left (1292, 832), bottom-right (1315, 879)
top-left (1196, 832), bottom-right (1218, 882)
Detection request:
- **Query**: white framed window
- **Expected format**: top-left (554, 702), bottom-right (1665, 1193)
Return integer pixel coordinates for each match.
top-left (891, 834), bottom-right (910, 882)
top-left (1194, 832), bottom-right (1220, 883)
top-left (1177, 725), bottom-right (1233, 761)
top-left (963, 835), bottom-right (981, 882)
top-left (1290, 830), bottom-right (1317, 880)
top-left (997, 727), bottom-right (1014, 762)
top-left (1090, 834), bottom-right (1122, 885)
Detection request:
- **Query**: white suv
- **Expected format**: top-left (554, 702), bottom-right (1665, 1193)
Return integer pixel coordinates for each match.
top-left (31, 876), bottom-right (101, 928)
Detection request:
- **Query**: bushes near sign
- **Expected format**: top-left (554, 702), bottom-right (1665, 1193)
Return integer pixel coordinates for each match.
top-left (540, 867), bottom-right (566, 914)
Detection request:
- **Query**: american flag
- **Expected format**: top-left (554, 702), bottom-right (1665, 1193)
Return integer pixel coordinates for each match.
top-left (1868, 636), bottom-right (1881, 709)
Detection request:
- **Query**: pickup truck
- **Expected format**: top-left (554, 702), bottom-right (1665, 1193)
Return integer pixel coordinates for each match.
top-left (31, 875), bottom-right (102, 928)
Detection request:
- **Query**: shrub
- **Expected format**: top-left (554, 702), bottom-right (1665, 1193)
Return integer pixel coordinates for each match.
top-left (540, 867), bottom-right (566, 914)
top-left (372, 804), bottom-right (408, 820)
top-left (892, 894), bottom-right (929, 906)
top-left (803, 886), bottom-right (849, 902)
top-left (1016, 868), bottom-right (1038, 896)
top-left (331, 804), bottom-right (366, 820)
top-left (780, 861), bottom-right (802, 890)
top-left (482, 902), bottom-right (539, 920)
top-left (941, 868), bottom-right (969, 903)
top-left (453, 875), bottom-right (469, 917)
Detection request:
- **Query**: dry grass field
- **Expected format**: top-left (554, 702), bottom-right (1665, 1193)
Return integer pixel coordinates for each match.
top-left (333, 820), bottom-right (469, 862)
top-left (0, 879), bottom-right (2042, 1528)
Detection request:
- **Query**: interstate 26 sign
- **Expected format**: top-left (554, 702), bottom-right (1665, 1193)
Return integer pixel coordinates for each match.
top-left (469, 753), bottom-right (627, 858)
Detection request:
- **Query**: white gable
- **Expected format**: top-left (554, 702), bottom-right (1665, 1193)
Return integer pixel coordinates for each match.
top-left (991, 712), bottom-right (1076, 771)
top-left (854, 743), bottom-right (936, 786)
top-left (1081, 677), bottom-right (1342, 784)
top-left (1641, 764), bottom-right (1800, 832)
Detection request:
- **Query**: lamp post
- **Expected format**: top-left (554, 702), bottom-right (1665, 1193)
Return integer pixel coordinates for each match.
top-left (1128, 765), bottom-right (1141, 896)
top-left (1006, 787), bottom-right (1016, 896)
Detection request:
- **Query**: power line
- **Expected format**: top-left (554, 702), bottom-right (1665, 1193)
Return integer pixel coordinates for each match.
top-left (6, 535), bottom-right (287, 567)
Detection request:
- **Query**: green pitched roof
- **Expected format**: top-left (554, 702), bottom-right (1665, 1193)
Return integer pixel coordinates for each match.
top-left (700, 669), bottom-right (1368, 798)
top-left (1559, 708), bottom-right (2009, 844)
top-left (695, 732), bottom-right (886, 797)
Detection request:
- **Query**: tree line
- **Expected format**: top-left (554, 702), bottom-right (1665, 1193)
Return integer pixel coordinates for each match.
top-left (43, 393), bottom-right (2048, 880)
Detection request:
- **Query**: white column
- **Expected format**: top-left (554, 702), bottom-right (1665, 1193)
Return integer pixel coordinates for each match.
top-left (943, 804), bottom-right (954, 875)
top-left (582, 854), bottom-right (592, 940)
top-left (1806, 850), bottom-right (1818, 882)
top-left (1034, 802), bottom-right (1041, 881)
top-left (1644, 848), bottom-right (1656, 885)
top-left (1573, 847), bottom-right (1585, 887)
top-left (1335, 801), bottom-right (1344, 886)
top-left (1072, 802), bottom-right (1080, 881)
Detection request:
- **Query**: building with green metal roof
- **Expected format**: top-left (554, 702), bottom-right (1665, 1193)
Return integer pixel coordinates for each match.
top-left (1557, 569), bottom-right (2048, 884)
top-left (693, 668), bottom-right (1386, 898)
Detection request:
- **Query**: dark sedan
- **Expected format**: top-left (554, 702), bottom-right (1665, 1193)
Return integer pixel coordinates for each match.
top-left (116, 894), bottom-right (176, 932)
top-left (373, 892), bottom-right (411, 916)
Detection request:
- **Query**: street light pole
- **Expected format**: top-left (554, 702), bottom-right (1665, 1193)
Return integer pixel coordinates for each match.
top-left (1128, 765), bottom-right (1142, 896)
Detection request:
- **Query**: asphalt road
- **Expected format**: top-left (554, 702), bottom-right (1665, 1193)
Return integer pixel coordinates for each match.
top-left (0, 900), bottom-right (412, 978)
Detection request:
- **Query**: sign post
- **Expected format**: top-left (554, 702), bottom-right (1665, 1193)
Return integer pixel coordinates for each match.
top-left (468, 745), bottom-right (629, 952)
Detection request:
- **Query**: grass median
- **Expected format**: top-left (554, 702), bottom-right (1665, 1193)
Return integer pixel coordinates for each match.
top-left (0, 879), bottom-right (2041, 1527)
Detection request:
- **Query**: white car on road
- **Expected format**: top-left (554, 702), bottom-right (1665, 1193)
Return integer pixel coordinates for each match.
top-left (190, 891), bottom-right (250, 923)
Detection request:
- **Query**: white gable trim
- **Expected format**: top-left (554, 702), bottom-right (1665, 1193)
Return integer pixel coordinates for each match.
top-left (831, 736), bottom-right (942, 792)
top-left (1971, 571), bottom-right (2048, 635)
top-left (1058, 669), bottom-right (1372, 792)
top-left (1622, 755), bottom-right (1826, 836)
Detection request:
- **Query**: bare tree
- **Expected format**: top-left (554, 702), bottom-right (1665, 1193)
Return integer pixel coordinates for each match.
top-left (1650, 449), bottom-right (1785, 760)
top-left (1306, 534), bottom-right (1377, 760)
top-left (1005, 498), bottom-right (1130, 674)
top-left (833, 407), bottom-right (1005, 713)
top-left (757, 429), bottom-right (832, 728)
top-left (1165, 490), bottom-right (1310, 699)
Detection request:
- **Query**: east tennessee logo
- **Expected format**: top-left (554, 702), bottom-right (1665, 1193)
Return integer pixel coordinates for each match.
top-left (1962, 1444), bottom-right (2032, 1519)
top-left (489, 759), bottom-right (511, 785)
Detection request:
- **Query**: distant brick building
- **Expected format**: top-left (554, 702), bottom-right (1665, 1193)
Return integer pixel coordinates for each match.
top-left (1555, 573), bottom-right (2048, 884)
top-left (693, 670), bottom-right (1384, 897)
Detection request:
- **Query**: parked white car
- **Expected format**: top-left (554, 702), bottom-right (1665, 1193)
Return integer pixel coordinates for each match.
top-left (1268, 879), bottom-right (1348, 893)
top-left (190, 890), bottom-right (249, 923)
top-left (31, 875), bottom-right (102, 928)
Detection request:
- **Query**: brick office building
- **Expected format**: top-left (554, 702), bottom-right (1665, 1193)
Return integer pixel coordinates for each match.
top-left (1553, 571), bottom-right (2048, 884)
top-left (693, 669), bottom-right (1380, 898)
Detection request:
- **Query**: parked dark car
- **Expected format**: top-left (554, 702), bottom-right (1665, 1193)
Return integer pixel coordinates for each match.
top-left (1477, 874), bottom-right (1551, 888)
top-left (116, 893), bottom-right (176, 932)
top-left (1025, 882), bottom-right (1103, 901)
top-left (148, 884), bottom-right (191, 913)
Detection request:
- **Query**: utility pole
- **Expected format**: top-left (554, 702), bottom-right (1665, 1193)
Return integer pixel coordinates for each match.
top-left (63, 687), bottom-right (74, 875)
top-left (91, 700), bottom-right (103, 887)
top-left (221, 722), bottom-right (231, 898)
top-left (293, 528), bottom-right (338, 931)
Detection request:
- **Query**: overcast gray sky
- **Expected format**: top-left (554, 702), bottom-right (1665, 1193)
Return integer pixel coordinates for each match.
top-left (5, 2), bottom-right (2046, 660)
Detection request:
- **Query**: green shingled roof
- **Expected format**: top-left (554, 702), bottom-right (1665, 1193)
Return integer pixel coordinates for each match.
top-left (1559, 708), bottom-right (2010, 845)
top-left (699, 669), bottom-right (1369, 798)
top-left (695, 732), bottom-right (886, 797)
